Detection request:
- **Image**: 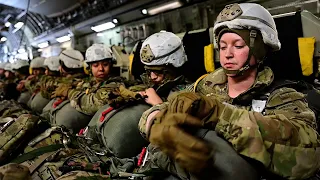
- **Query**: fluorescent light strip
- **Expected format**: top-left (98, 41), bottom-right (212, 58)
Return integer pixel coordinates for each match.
top-left (18, 48), bottom-right (25, 53)
top-left (272, 12), bottom-right (296, 18)
top-left (38, 41), bottom-right (49, 48)
top-left (56, 35), bottom-right (71, 43)
top-left (148, 0), bottom-right (182, 15)
top-left (91, 22), bottom-right (115, 32)
top-left (14, 22), bottom-right (24, 29)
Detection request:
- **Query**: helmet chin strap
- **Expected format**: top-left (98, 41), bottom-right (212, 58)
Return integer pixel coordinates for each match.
top-left (223, 29), bottom-right (258, 77)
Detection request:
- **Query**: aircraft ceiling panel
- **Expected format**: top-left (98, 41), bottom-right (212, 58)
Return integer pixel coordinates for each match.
top-left (0, 0), bottom-right (83, 17)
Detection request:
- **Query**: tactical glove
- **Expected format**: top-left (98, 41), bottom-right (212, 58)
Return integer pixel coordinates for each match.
top-left (149, 111), bottom-right (213, 173)
top-left (149, 92), bottom-right (226, 173)
top-left (167, 92), bottom-right (223, 127)
top-left (51, 84), bottom-right (72, 98)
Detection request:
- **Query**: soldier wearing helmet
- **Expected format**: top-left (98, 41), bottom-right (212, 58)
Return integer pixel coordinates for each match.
top-left (0, 63), bottom-right (15, 90)
top-left (41, 49), bottom-right (88, 124)
top-left (36, 56), bottom-right (61, 100)
top-left (30, 57), bottom-right (46, 76)
top-left (139, 3), bottom-right (320, 180)
top-left (50, 49), bottom-right (88, 99)
top-left (12, 59), bottom-right (29, 82)
top-left (3, 63), bottom-right (15, 81)
top-left (58, 44), bottom-right (133, 116)
top-left (21, 57), bottom-right (47, 94)
top-left (138, 31), bottom-right (191, 106)
top-left (58, 49), bottom-right (86, 77)
top-left (43, 56), bottom-right (60, 76)
top-left (84, 43), bottom-right (116, 82)
top-left (0, 63), bottom-right (20, 100)
top-left (28, 57), bottom-right (61, 113)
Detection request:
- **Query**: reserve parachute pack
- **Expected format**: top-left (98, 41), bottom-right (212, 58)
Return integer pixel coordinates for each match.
top-left (41, 98), bottom-right (91, 133)
top-left (81, 103), bottom-right (149, 158)
top-left (29, 92), bottom-right (51, 115)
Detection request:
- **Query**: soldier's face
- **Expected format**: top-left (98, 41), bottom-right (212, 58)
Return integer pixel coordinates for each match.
top-left (45, 68), bottom-right (49, 75)
top-left (0, 69), bottom-right (4, 75)
top-left (91, 60), bottom-right (111, 79)
top-left (219, 32), bottom-right (256, 75)
top-left (146, 69), bottom-right (165, 84)
top-left (33, 68), bottom-right (45, 76)
top-left (5, 71), bottom-right (13, 78)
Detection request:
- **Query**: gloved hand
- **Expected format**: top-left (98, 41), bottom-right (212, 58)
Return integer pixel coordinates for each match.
top-left (149, 111), bottom-right (213, 173)
top-left (167, 92), bottom-right (223, 125)
top-left (149, 92), bottom-right (225, 173)
top-left (51, 84), bottom-right (72, 98)
top-left (107, 85), bottom-right (142, 108)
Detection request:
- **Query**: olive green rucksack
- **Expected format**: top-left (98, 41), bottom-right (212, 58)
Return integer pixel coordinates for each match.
top-left (0, 114), bottom-right (40, 165)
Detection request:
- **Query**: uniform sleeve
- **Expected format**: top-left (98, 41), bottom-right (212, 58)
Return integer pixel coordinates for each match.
top-left (40, 77), bottom-right (60, 99)
top-left (24, 78), bottom-right (35, 92)
top-left (214, 87), bottom-right (320, 179)
top-left (68, 82), bottom-right (123, 116)
top-left (138, 103), bottom-right (168, 139)
top-left (25, 76), bottom-right (42, 93)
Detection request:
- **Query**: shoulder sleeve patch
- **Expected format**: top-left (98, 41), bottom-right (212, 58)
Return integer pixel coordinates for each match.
top-left (266, 87), bottom-right (305, 108)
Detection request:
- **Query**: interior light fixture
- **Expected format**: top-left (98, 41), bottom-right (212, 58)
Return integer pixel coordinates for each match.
top-left (18, 48), bottom-right (26, 53)
top-left (91, 22), bottom-right (115, 32)
top-left (14, 22), bottom-right (24, 29)
top-left (141, 9), bottom-right (148, 15)
top-left (112, 18), bottom-right (118, 24)
top-left (38, 41), bottom-right (49, 48)
top-left (56, 35), bottom-right (71, 43)
top-left (97, 33), bottom-right (103, 37)
top-left (4, 22), bottom-right (11, 27)
top-left (147, 0), bottom-right (182, 15)
top-left (0, 37), bottom-right (7, 42)
top-left (272, 12), bottom-right (296, 18)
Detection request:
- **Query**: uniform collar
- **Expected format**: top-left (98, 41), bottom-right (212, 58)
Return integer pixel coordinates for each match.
top-left (209, 66), bottom-right (274, 91)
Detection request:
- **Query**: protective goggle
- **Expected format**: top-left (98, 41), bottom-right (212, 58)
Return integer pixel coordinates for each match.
top-left (145, 69), bottom-right (165, 77)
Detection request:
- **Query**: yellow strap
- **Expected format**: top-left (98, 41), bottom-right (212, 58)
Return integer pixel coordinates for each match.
top-left (83, 62), bottom-right (90, 75)
top-left (29, 67), bottom-right (33, 75)
top-left (193, 74), bottom-right (208, 92)
top-left (298, 37), bottom-right (315, 76)
top-left (129, 54), bottom-right (134, 75)
top-left (85, 89), bottom-right (89, 95)
top-left (204, 44), bottom-right (215, 73)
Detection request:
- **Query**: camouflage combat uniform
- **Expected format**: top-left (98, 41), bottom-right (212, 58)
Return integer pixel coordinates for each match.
top-left (67, 76), bottom-right (136, 116)
top-left (139, 67), bottom-right (320, 179)
top-left (24, 75), bottom-right (43, 94)
top-left (40, 73), bottom-right (87, 99)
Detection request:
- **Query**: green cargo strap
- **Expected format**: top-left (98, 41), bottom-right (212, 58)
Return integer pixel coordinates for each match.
top-left (23, 151), bottom-right (57, 174)
top-left (11, 144), bottom-right (64, 164)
